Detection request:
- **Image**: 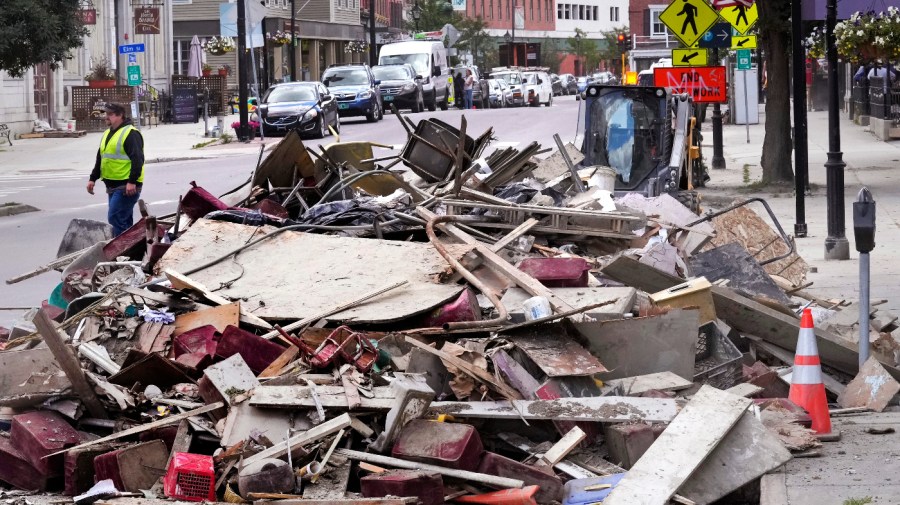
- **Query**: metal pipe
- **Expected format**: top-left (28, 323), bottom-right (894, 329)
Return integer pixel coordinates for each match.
top-left (791, 0), bottom-right (808, 237)
top-left (425, 215), bottom-right (509, 330)
top-left (859, 252), bottom-right (870, 365)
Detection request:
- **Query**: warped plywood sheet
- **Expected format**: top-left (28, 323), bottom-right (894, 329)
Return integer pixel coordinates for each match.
top-left (157, 220), bottom-right (467, 322)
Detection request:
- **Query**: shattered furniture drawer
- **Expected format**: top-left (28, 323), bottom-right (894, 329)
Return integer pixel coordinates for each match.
top-left (392, 419), bottom-right (484, 471)
top-left (361, 470), bottom-right (444, 505)
top-left (10, 410), bottom-right (79, 476)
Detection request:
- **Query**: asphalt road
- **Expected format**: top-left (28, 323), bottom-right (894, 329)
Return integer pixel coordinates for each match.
top-left (0, 95), bottom-right (583, 328)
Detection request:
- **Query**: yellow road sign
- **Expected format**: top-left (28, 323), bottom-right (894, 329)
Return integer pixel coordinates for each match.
top-left (731, 35), bottom-right (757, 50)
top-left (718, 2), bottom-right (758, 35)
top-left (659, 0), bottom-right (721, 48)
top-left (672, 48), bottom-right (709, 67)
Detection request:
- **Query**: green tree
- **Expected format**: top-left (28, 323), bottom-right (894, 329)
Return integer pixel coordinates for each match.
top-left (407, 0), bottom-right (456, 33)
top-left (757, 0), bottom-right (794, 184)
top-left (567, 28), bottom-right (598, 73)
top-left (540, 39), bottom-right (562, 73)
top-left (455, 16), bottom-right (491, 68)
top-left (0, 0), bottom-right (88, 78)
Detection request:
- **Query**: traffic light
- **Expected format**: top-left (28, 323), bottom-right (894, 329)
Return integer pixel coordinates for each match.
top-left (617, 32), bottom-right (631, 52)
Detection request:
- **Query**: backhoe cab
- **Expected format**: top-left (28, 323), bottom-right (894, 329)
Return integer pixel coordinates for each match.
top-left (578, 84), bottom-right (707, 210)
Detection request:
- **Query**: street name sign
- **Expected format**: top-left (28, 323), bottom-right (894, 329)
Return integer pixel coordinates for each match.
top-left (736, 49), bottom-right (751, 70)
top-left (731, 35), bottom-right (757, 49)
top-left (659, 0), bottom-right (720, 48)
top-left (698, 23), bottom-right (732, 49)
top-left (127, 65), bottom-right (141, 86)
top-left (118, 43), bottom-right (146, 54)
top-left (718, 2), bottom-right (758, 34)
top-left (653, 66), bottom-right (727, 103)
top-left (672, 48), bottom-right (709, 67)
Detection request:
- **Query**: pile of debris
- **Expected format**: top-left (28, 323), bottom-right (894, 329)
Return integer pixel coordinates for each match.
top-left (2, 114), bottom-right (899, 505)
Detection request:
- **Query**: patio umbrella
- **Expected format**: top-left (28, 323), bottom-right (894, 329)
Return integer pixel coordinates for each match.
top-left (187, 35), bottom-right (203, 78)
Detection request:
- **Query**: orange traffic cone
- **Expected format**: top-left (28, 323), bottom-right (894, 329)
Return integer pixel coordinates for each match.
top-left (789, 308), bottom-right (832, 434)
top-left (455, 485), bottom-right (539, 505)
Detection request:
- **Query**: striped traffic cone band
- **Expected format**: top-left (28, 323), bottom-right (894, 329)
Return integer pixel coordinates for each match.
top-left (788, 309), bottom-right (832, 434)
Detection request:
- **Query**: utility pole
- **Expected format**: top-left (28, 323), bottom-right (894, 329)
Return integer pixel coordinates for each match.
top-left (791, 0), bottom-right (808, 237)
top-left (237, 0), bottom-right (249, 141)
top-left (511, 0), bottom-right (516, 66)
top-left (711, 47), bottom-right (726, 169)
top-left (289, 0), bottom-right (296, 81)
top-left (369, 0), bottom-right (377, 66)
top-left (824, 0), bottom-right (849, 260)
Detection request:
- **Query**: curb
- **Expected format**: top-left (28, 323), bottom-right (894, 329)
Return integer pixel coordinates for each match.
top-left (0, 203), bottom-right (40, 217)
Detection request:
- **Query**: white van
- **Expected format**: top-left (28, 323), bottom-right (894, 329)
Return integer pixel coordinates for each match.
top-left (378, 41), bottom-right (451, 111)
top-left (490, 68), bottom-right (526, 106)
top-left (523, 70), bottom-right (553, 107)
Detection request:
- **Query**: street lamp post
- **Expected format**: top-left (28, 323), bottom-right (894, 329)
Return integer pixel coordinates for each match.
top-left (511, 0), bottom-right (516, 66)
top-left (411, 0), bottom-right (421, 32)
top-left (504, 31), bottom-right (511, 66)
top-left (824, 0), bottom-right (849, 260)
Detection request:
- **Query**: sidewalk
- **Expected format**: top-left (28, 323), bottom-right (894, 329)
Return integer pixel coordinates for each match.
top-left (0, 112), bottom-right (277, 175)
top-left (706, 105), bottom-right (900, 503)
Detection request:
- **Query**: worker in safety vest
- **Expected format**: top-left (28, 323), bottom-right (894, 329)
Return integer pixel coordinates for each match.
top-left (86, 102), bottom-right (144, 236)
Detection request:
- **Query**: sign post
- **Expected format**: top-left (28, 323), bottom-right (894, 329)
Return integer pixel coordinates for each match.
top-left (736, 49), bottom-right (752, 143)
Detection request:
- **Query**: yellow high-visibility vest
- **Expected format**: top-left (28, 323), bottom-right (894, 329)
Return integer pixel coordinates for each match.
top-left (100, 125), bottom-right (144, 183)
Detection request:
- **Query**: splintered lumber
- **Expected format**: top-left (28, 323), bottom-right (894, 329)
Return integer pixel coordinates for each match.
top-left (539, 426), bottom-right (586, 466)
top-left (605, 372), bottom-right (694, 395)
top-left (259, 499), bottom-right (416, 505)
top-left (405, 337), bottom-right (523, 400)
top-left (426, 397), bottom-right (679, 423)
top-left (241, 413), bottom-right (351, 467)
top-left (32, 310), bottom-right (108, 419)
top-left (336, 449), bottom-right (525, 489)
top-left (165, 269), bottom-right (272, 330)
top-left (47, 402), bottom-right (224, 457)
top-left (603, 386), bottom-right (751, 505)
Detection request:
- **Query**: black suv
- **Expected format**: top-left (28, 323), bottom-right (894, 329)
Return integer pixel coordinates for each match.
top-left (373, 64), bottom-right (424, 112)
top-left (322, 64), bottom-right (383, 122)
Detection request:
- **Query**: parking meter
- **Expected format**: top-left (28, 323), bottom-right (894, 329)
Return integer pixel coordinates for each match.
top-left (853, 188), bottom-right (876, 253)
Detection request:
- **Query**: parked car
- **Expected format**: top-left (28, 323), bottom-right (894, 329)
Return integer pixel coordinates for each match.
top-left (523, 70), bottom-right (553, 107)
top-left (373, 64), bottom-right (424, 112)
top-left (321, 64), bottom-right (383, 122)
top-left (258, 82), bottom-right (339, 138)
top-left (453, 65), bottom-right (491, 109)
top-left (379, 41), bottom-right (451, 111)
top-left (560, 73), bottom-right (578, 95)
top-left (592, 71), bottom-right (617, 85)
top-left (490, 68), bottom-right (526, 106)
top-left (550, 73), bottom-right (564, 96)
top-left (488, 78), bottom-right (512, 107)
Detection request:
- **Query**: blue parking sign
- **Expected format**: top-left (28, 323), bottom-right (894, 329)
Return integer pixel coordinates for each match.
top-left (128, 54), bottom-right (137, 63)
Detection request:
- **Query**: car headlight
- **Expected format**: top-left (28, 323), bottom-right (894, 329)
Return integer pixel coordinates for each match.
top-left (401, 83), bottom-right (416, 92)
top-left (357, 90), bottom-right (372, 99)
top-left (303, 109), bottom-right (318, 120)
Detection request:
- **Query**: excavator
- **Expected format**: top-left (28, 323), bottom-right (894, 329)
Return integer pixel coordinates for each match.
top-left (577, 83), bottom-right (707, 212)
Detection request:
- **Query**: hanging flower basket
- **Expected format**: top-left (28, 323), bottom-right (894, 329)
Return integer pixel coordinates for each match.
top-left (266, 30), bottom-right (294, 46)
top-left (345, 39), bottom-right (369, 54)
top-left (804, 25), bottom-right (826, 60)
top-left (203, 36), bottom-right (236, 56)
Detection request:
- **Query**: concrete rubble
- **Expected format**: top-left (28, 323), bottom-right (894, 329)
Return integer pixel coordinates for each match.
top-left (1, 115), bottom-right (899, 505)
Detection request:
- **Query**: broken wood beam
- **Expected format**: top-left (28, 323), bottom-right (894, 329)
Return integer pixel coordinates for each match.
top-left (164, 269), bottom-right (273, 330)
top-left (538, 426), bottom-right (586, 467)
top-left (336, 449), bottom-right (525, 488)
top-left (32, 310), bottom-right (108, 419)
top-left (405, 337), bottom-right (522, 400)
top-left (241, 413), bottom-right (351, 467)
top-left (47, 402), bottom-right (224, 457)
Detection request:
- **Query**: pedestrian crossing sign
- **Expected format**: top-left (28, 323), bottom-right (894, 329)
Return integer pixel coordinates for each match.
top-left (659, 0), bottom-right (721, 48)
top-left (718, 2), bottom-right (758, 35)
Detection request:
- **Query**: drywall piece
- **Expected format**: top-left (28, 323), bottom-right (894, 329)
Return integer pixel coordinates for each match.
top-left (200, 354), bottom-right (260, 406)
top-left (505, 323), bottom-right (608, 377)
top-left (500, 287), bottom-right (635, 323)
top-left (615, 192), bottom-right (715, 255)
top-left (241, 413), bottom-right (352, 467)
top-left (677, 411), bottom-right (792, 504)
top-left (605, 372), bottom-right (694, 396)
top-left (603, 386), bottom-right (752, 505)
top-left (0, 346), bottom-right (71, 407)
top-left (573, 309), bottom-right (699, 381)
top-left (837, 357), bottom-right (900, 412)
top-left (156, 219), bottom-right (467, 323)
top-left (221, 401), bottom-right (310, 448)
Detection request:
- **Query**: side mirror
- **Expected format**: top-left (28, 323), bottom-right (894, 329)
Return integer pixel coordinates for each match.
top-left (374, 79), bottom-right (382, 85)
top-left (322, 79), bottom-right (330, 87)
top-left (415, 74), bottom-right (423, 80)
top-left (321, 94), bottom-right (331, 102)
top-left (432, 66), bottom-right (441, 77)
top-left (538, 78), bottom-right (544, 84)
top-left (258, 104), bottom-right (269, 117)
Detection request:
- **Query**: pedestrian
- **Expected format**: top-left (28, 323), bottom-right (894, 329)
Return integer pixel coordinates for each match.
top-left (454, 70), bottom-right (464, 109)
top-left (464, 69), bottom-right (475, 110)
top-left (867, 59), bottom-right (896, 92)
top-left (86, 102), bottom-right (144, 237)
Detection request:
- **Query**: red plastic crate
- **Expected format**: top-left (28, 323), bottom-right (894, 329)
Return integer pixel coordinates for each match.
top-left (164, 452), bottom-right (216, 502)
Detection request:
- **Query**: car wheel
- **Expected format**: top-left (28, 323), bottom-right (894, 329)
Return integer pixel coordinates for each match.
top-left (546, 95), bottom-right (553, 107)
top-left (366, 106), bottom-right (377, 122)
top-left (439, 95), bottom-right (449, 111)
top-left (427, 92), bottom-right (437, 112)
top-left (313, 118), bottom-right (327, 138)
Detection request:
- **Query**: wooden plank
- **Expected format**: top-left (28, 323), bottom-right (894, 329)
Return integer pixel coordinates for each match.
top-left (173, 302), bottom-right (240, 336)
top-left (750, 339), bottom-right (846, 396)
top-left (165, 270), bottom-right (272, 330)
top-left (678, 411), bottom-right (791, 504)
top-left (257, 345), bottom-right (299, 378)
top-left (241, 413), bottom-right (351, 467)
top-left (603, 386), bottom-right (751, 505)
top-left (250, 385), bottom-right (395, 409)
top-left (32, 310), bottom-right (108, 419)
top-left (48, 402), bottom-right (224, 457)
top-left (600, 255), bottom-right (683, 293)
top-left (0, 346), bottom-right (71, 407)
top-left (605, 372), bottom-right (694, 395)
top-left (336, 449), bottom-right (525, 489)
top-left (135, 322), bottom-right (175, 354)
top-left (405, 337), bottom-right (522, 400)
top-left (257, 499), bottom-right (415, 505)
top-left (157, 221), bottom-right (466, 323)
top-left (164, 420), bottom-right (193, 470)
top-left (758, 469), bottom-right (789, 505)
top-left (427, 397), bottom-right (679, 423)
top-left (539, 426), bottom-right (586, 466)
top-left (491, 218), bottom-right (539, 251)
